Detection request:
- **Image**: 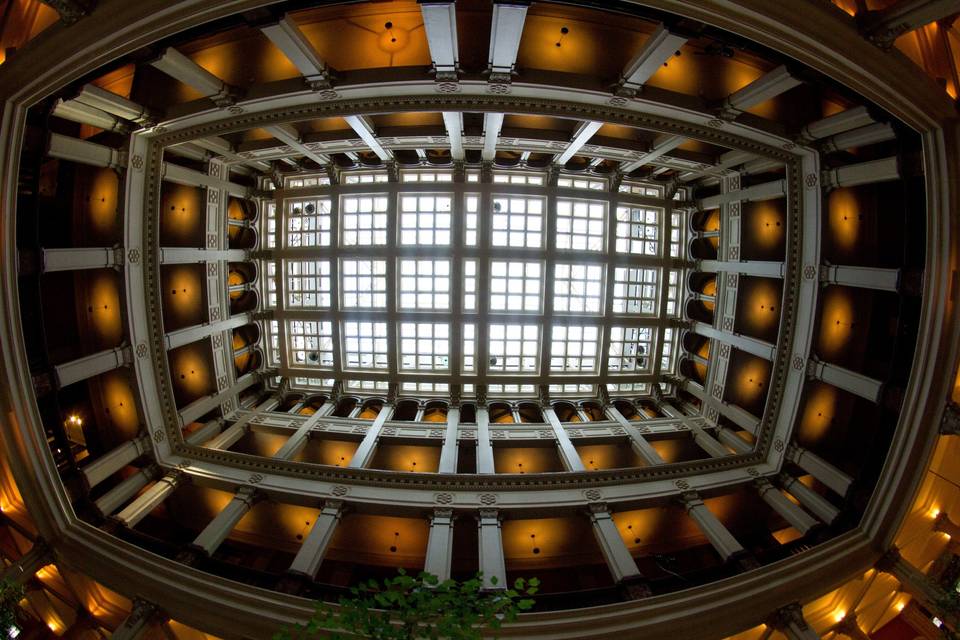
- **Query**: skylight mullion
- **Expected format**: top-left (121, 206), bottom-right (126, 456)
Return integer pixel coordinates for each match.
top-left (537, 191), bottom-right (556, 382)
top-left (476, 183), bottom-right (492, 380)
top-left (599, 191), bottom-right (619, 383)
top-left (450, 182), bottom-right (465, 381)
top-left (386, 184), bottom-right (399, 380)
top-left (653, 196), bottom-right (674, 380)
top-left (329, 194), bottom-right (343, 378)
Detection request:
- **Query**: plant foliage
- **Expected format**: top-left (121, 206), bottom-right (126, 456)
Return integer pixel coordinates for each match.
top-left (0, 579), bottom-right (24, 635)
top-left (275, 571), bottom-right (538, 640)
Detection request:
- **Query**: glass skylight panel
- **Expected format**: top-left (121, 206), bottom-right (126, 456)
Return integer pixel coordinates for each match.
top-left (286, 260), bottom-right (331, 308)
top-left (615, 206), bottom-right (660, 255)
top-left (493, 172), bottom-right (543, 185)
top-left (341, 194), bottom-right (388, 245)
top-left (463, 323), bottom-right (476, 373)
top-left (264, 202), bottom-right (277, 249)
top-left (268, 319), bottom-right (280, 365)
top-left (286, 198), bottom-right (332, 247)
top-left (341, 259), bottom-right (387, 308)
top-left (550, 383), bottom-right (596, 395)
top-left (464, 260), bottom-right (477, 312)
top-left (399, 259), bottom-right (450, 310)
top-left (402, 382), bottom-right (450, 392)
top-left (550, 325), bottom-right (600, 373)
top-left (466, 171), bottom-right (480, 183)
top-left (554, 264), bottom-right (604, 314)
top-left (288, 320), bottom-right (334, 368)
top-left (465, 194), bottom-right (479, 246)
top-left (343, 321), bottom-right (388, 370)
top-left (399, 322), bottom-right (450, 371)
top-left (343, 172), bottom-right (388, 184)
top-left (347, 379), bottom-right (389, 391)
top-left (670, 212), bottom-right (683, 258)
top-left (612, 267), bottom-right (658, 315)
top-left (285, 175), bottom-right (330, 188)
top-left (608, 326), bottom-right (655, 374)
top-left (487, 383), bottom-right (536, 395)
top-left (556, 198), bottom-right (606, 251)
top-left (666, 269), bottom-right (682, 316)
top-left (619, 182), bottom-right (661, 197)
top-left (399, 195), bottom-right (452, 245)
top-left (661, 327), bottom-right (677, 372)
top-left (292, 377), bottom-right (334, 388)
top-left (401, 171), bottom-right (452, 182)
top-left (490, 261), bottom-right (542, 312)
top-left (557, 176), bottom-right (606, 190)
top-left (607, 382), bottom-right (650, 393)
top-left (264, 261), bottom-right (278, 308)
top-left (488, 324), bottom-right (539, 373)
top-left (492, 195), bottom-right (543, 248)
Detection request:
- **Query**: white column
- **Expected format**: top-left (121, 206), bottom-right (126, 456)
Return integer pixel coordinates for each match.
top-left (204, 415), bottom-right (253, 451)
top-left (273, 415), bottom-right (320, 460)
top-left (347, 404), bottom-right (394, 468)
top-left (94, 465), bottom-right (158, 518)
top-left (798, 106), bottom-right (874, 143)
top-left (424, 508), bottom-right (455, 582)
top-left (555, 121), bottom-right (603, 166)
top-left (778, 473), bottom-right (841, 525)
top-left (717, 427), bottom-right (753, 454)
top-left (481, 112), bottom-right (504, 161)
top-left (185, 418), bottom-right (224, 445)
top-left (438, 406), bottom-right (460, 474)
top-left (47, 133), bottom-right (125, 169)
top-left (542, 407), bottom-right (587, 472)
top-left (476, 405), bottom-right (496, 474)
top-left (691, 425), bottom-right (731, 458)
top-left (822, 156), bottom-right (899, 189)
top-left (487, 2), bottom-right (528, 82)
top-left (788, 444), bottom-right (853, 497)
top-left (0, 541), bottom-right (52, 585)
top-left (820, 122), bottom-right (896, 153)
top-left (681, 492), bottom-right (746, 562)
top-left (80, 434), bottom-right (150, 490)
top-left (288, 500), bottom-right (344, 579)
top-left (190, 487), bottom-right (259, 556)
top-left (114, 473), bottom-right (184, 528)
top-left (111, 598), bottom-right (159, 640)
top-left (178, 373), bottom-right (259, 425)
top-left (616, 24), bottom-right (687, 96)
top-left (53, 98), bottom-right (130, 132)
top-left (693, 322), bottom-right (775, 361)
top-left (54, 346), bottom-right (131, 388)
top-left (821, 265), bottom-right (900, 292)
top-left (159, 247), bottom-right (248, 264)
top-left (588, 504), bottom-right (642, 583)
top-left (41, 247), bottom-right (118, 272)
top-left (150, 46), bottom-right (238, 107)
top-left (442, 112), bottom-right (465, 161)
top-left (420, 1), bottom-right (459, 81)
top-left (165, 313), bottom-right (252, 350)
top-left (478, 509), bottom-right (507, 590)
top-left (263, 124), bottom-right (331, 166)
top-left (770, 603), bottom-right (820, 640)
top-left (73, 83), bottom-right (157, 125)
top-left (808, 358), bottom-right (883, 403)
top-left (343, 115), bottom-right (392, 162)
top-left (754, 479), bottom-right (819, 535)
top-left (620, 133), bottom-right (685, 173)
top-left (259, 14), bottom-right (331, 89)
top-left (699, 179), bottom-right (786, 209)
top-left (604, 405), bottom-right (665, 465)
top-left (720, 65), bottom-right (801, 117)
top-left (698, 260), bottom-right (785, 278)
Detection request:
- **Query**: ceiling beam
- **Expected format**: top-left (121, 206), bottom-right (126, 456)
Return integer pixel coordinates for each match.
top-left (616, 24), bottom-right (687, 97)
top-left (343, 115), bottom-right (392, 162)
top-left (150, 46), bottom-right (240, 107)
top-left (718, 65), bottom-right (802, 119)
top-left (554, 120), bottom-right (603, 166)
top-left (441, 111), bottom-right (465, 161)
top-left (487, 1), bottom-right (529, 83)
top-left (259, 14), bottom-right (332, 90)
top-left (263, 124), bottom-right (330, 167)
top-left (421, 1), bottom-right (459, 81)
top-left (482, 112), bottom-right (505, 161)
top-left (861, 0), bottom-right (958, 48)
top-left (620, 133), bottom-right (685, 173)
top-left (187, 135), bottom-right (272, 172)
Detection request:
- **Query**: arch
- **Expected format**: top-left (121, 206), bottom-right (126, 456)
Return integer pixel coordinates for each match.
top-left (392, 399), bottom-right (419, 421)
top-left (516, 402), bottom-right (544, 423)
top-left (579, 401), bottom-right (605, 422)
top-left (332, 397), bottom-right (359, 418)
top-left (552, 402), bottom-right (581, 423)
top-left (421, 401), bottom-right (448, 423)
top-left (357, 398), bottom-right (383, 420)
top-left (613, 399), bottom-right (640, 420)
top-left (488, 402), bottom-right (514, 424)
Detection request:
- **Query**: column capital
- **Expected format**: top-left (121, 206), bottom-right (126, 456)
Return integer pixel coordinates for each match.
top-left (875, 545), bottom-right (902, 572)
top-left (942, 402), bottom-right (960, 435)
top-left (769, 601), bottom-right (809, 632)
top-left (678, 490), bottom-right (703, 511)
top-left (478, 508), bottom-right (500, 521)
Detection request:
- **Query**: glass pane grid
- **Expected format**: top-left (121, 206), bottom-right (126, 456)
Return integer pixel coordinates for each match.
top-left (550, 325), bottom-right (600, 373)
top-left (343, 321), bottom-right (389, 371)
top-left (490, 261), bottom-right (542, 312)
top-left (488, 324), bottom-right (539, 373)
top-left (342, 194), bottom-right (389, 245)
top-left (341, 259), bottom-right (387, 309)
top-left (400, 194), bottom-right (452, 245)
top-left (608, 326), bottom-right (655, 374)
top-left (286, 260), bottom-right (331, 308)
top-left (612, 267), bottom-right (659, 315)
top-left (288, 320), bottom-right (334, 368)
top-left (286, 198), bottom-right (331, 247)
top-left (616, 206), bottom-right (660, 256)
top-left (399, 322), bottom-right (450, 371)
top-left (558, 176), bottom-right (606, 190)
top-left (557, 198), bottom-right (606, 251)
top-left (492, 195), bottom-right (544, 248)
top-left (399, 259), bottom-right (450, 310)
top-left (554, 264), bottom-right (604, 314)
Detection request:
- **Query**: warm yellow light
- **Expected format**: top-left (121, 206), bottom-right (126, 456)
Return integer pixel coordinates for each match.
top-left (833, 611), bottom-right (846, 623)
top-left (929, 507), bottom-right (941, 519)
top-left (896, 600), bottom-right (906, 612)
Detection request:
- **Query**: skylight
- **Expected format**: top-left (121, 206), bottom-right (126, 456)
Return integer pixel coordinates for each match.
top-left (262, 171), bottom-right (685, 395)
